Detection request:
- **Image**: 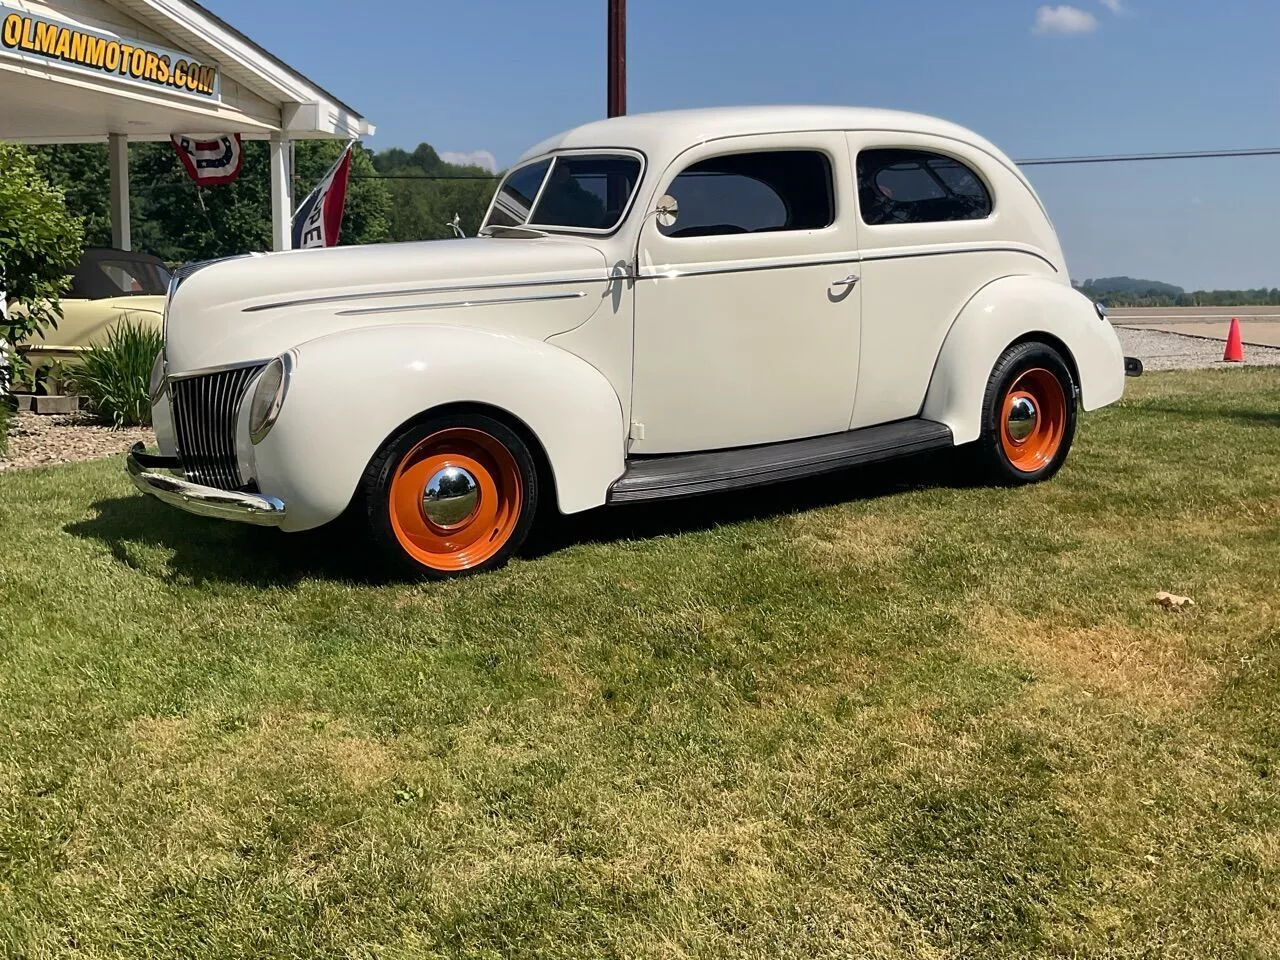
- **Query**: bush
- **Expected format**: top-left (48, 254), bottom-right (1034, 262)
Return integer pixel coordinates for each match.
top-left (0, 398), bottom-right (9, 457)
top-left (72, 322), bottom-right (163, 428)
top-left (0, 144), bottom-right (86, 353)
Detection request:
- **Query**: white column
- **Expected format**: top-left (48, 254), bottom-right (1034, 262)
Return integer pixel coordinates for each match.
top-left (108, 133), bottom-right (130, 251)
top-left (269, 133), bottom-right (293, 251)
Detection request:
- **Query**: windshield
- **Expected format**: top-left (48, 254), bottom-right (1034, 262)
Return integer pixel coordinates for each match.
top-left (483, 153), bottom-right (643, 234)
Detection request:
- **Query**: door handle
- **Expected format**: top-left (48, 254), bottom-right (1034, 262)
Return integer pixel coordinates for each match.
top-left (831, 274), bottom-right (860, 287)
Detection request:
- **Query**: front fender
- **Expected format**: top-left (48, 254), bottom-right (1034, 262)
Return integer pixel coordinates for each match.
top-left (246, 324), bottom-right (626, 532)
top-left (922, 276), bottom-right (1125, 445)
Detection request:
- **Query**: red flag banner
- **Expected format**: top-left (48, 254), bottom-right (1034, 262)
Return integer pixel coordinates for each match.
top-left (293, 143), bottom-right (354, 249)
top-left (171, 133), bottom-right (244, 185)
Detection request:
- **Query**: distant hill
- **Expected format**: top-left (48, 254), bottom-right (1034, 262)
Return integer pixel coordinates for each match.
top-left (1073, 276), bottom-right (1280, 308)
top-left (1074, 276), bottom-right (1185, 298)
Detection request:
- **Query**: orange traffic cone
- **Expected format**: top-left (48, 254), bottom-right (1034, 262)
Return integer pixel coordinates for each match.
top-left (1223, 317), bottom-right (1245, 363)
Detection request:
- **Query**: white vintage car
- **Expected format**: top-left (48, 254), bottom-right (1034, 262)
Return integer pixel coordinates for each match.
top-left (129, 106), bottom-right (1136, 578)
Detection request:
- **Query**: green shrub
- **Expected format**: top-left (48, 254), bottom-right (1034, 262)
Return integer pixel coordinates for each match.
top-left (72, 322), bottom-right (163, 428)
top-left (0, 399), bottom-right (9, 457)
top-left (0, 144), bottom-right (86, 357)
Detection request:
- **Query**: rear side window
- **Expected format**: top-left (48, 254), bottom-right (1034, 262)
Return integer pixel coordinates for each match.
top-left (660, 150), bottom-right (835, 238)
top-left (857, 149), bottom-right (992, 225)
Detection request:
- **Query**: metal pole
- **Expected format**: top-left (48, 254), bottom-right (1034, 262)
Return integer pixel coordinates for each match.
top-left (607, 0), bottom-right (626, 117)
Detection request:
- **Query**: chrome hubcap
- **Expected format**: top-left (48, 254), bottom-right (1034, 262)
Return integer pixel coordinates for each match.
top-left (422, 466), bottom-right (480, 528)
top-left (1006, 396), bottom-right (1038, 442)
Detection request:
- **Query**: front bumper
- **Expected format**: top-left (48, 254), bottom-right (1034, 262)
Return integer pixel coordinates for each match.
top-left (126, 442), bottom-right (287, 527)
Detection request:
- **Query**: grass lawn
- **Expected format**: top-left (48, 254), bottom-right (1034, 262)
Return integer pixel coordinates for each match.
top-left (1, 369), bottom-right (1278, 959)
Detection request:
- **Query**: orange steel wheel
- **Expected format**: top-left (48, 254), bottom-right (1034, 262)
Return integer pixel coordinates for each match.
top-left (387, 427), bottom-right (523, 572)
top-left (999, 367), bottom-right (1068, 473)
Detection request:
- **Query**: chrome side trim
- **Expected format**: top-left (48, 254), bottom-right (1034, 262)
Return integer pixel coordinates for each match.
top-left (243, 275), bottom-right (610, 314)
top-left (637, 255), bottom-right (859, 281)
top-left (127, 443), bottom-right (286, 527)
top-left (857, 244), bottom-right (1059, 272)
top-left (634, 243), bottom-right (1058, 281)
top-left (334, 291), bottom-right (588, 318)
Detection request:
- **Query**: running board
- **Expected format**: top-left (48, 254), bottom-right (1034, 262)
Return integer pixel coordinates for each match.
top-left (608, 419), bottom-right (954, 504)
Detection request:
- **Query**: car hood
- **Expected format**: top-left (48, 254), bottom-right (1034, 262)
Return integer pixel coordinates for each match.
top-left (165, 237), bottom-right (613, 373)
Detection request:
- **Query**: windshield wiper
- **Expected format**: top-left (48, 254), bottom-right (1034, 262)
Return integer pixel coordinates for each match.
top-left (478, 223), bottom-right (549, 239)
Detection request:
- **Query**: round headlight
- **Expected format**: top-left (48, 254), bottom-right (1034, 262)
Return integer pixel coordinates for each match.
top-left (148, 350), bottom-right (167, 404)
top-left (248, 354), bottom-right (292, 445)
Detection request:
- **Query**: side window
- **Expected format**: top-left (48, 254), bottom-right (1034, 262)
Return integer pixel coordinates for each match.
top-left (659, 150), bottom-right (834, 238)
top-left (857, 149), bottom-right (992, 226)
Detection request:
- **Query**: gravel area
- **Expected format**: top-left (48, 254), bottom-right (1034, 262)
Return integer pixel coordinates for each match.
top-left (0, 412), bottom-right (153, 473)
top-left (1116, 325), bottom-right (1280, 372)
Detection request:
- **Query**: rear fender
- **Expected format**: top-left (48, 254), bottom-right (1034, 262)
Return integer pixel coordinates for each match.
top-left (922, 275), bottom-right (1125, 444)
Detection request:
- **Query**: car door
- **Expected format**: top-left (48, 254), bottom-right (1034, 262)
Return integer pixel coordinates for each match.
top-left (628, 133), bottom-right (861, 455)
top-left (846, 132), bottom-right (1058, 429)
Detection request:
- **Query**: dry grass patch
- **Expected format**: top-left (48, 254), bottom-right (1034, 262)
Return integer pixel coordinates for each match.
top-left (788, 509), bottom-right (922, 573)
top-left (969, 606), bottom-right (1219, 714)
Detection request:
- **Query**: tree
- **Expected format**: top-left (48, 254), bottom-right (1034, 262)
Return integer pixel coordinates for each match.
top-left (130, 140), bottom-right (274, 262)
top-left (0, 144), bottom-right (86, 349)
top-left (23, 137), bottom-right (491, 260)
top-left (372, 145), bottom-right (497, 242)
top-left (30, 143), bottom-right (112, 248)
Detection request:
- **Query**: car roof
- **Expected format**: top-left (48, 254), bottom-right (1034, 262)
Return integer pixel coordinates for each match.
top-left (517, 105), bottom-right (1008, 166)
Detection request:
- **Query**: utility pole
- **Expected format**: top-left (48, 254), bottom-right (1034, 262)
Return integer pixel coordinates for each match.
top-left (608, 0), bottom-right (626, 117)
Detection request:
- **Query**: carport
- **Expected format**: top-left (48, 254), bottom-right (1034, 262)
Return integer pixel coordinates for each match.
top-left (0, 0), bottom-right (374, 251)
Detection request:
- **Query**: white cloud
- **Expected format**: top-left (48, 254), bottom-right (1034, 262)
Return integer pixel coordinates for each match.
top-left (1034, 5), bottom-right (1099, 35)
top-left (441, 150), bottom-right (498, 173)
top-left (1098, 0), bottom-right (1125, 13)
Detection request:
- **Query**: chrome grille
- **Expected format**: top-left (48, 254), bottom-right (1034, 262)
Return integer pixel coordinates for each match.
top-left (169, 364), bottom-right (264, 490)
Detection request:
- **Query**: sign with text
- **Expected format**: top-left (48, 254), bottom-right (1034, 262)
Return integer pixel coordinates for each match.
top-left (0, 4), bottom-right (220, 100)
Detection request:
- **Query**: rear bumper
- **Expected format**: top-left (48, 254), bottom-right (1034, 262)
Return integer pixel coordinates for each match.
top-left (126, 442), bottom-right (287, 527)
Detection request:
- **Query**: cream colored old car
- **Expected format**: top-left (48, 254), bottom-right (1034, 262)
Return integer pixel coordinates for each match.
top-left (17, 248), bottom-right (169, 367)
top-left (130, 106), bottom-right (1135, 578)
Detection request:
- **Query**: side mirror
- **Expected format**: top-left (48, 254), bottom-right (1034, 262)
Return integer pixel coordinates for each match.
top-left (654, 195), bottom-right (679, 228)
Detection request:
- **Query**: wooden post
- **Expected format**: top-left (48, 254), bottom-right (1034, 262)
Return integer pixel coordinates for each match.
top-left (607, 0), bottom-right (626, 117)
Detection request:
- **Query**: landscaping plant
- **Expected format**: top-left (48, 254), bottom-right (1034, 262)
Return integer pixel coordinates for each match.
top-left (0, 143), bottom-right (85, 383)
top-left (72, 320), bottom-right (164, 428)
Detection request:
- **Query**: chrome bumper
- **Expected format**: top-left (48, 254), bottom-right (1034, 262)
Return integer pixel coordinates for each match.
top-left (126, 442), bottom-right (286, 527)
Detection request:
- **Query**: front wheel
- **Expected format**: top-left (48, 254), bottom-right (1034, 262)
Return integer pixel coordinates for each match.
top-left (360, 413), bottom-right (539, 579)
top-left (973, 341), bottom-right (1078, 485)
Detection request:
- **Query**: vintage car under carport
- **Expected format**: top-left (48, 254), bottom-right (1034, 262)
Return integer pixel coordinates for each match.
top-left (16, 248), bottom-right (170, 370)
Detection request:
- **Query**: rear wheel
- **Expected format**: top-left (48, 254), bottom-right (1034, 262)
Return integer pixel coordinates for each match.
top-left (974, 342), bottom-right (1077, 484)
top-left (361, 414), bottom-right (538, 578)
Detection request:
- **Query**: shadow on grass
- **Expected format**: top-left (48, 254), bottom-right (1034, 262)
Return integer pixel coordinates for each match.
top-left (65, 451), bottom-right (972, 586)
top-left (532, 450), bottom-right (972, 558)
top-left (1139, 404), bottom-right (1280, 428)
top-left (64, 496), bottom-right (376, 587)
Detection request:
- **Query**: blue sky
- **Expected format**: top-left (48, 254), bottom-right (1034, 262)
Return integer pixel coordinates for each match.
top-left (204, 0), bottom-right (1280, 289)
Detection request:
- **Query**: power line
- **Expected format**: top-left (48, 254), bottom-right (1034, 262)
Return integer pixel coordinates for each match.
top-left (349, 174), bottom-right (498, 181)
top-left (1015, 147), bottom-right (1280, 166)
